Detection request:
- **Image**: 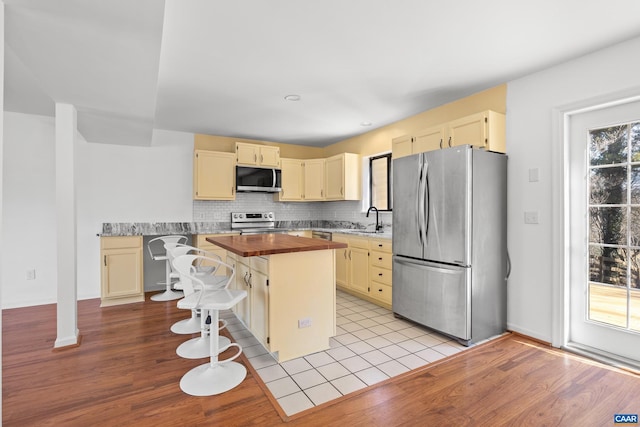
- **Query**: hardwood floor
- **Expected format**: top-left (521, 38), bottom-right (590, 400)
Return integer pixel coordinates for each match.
top-left (3, 295), bottom-right (640, 426)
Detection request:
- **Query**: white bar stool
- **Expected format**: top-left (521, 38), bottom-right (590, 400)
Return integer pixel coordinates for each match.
top-left (171, 251), bottom-right (232, 358)
top-left (173, 254), bottom-right (247, 396)
top-left (148, 235), bottom-right (187, 301)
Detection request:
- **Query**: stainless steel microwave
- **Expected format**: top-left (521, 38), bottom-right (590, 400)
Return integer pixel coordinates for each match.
top-left (236, 166), bottom-right (282, 193)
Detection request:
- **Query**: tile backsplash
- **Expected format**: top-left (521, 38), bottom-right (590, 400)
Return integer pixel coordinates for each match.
top-left (193, 193), bottom-right (392, 231)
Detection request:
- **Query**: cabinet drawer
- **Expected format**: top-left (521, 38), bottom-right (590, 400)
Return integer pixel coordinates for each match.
top-left (369, 238), bottom-right (392, 253)
top-left (370, 282), bottom-right (392, 305)
top-left (101, 236), bottom-right (142, 250)
top-left (349, 236), bottom-right (369, 249)
top-left (251, 256), bottom-right (269, 275)
top-left (370, 266), bottom-right (392, 286)
top-left (370, 250), bottom-right (392, 269)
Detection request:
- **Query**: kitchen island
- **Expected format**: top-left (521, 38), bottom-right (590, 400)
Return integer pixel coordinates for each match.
top-left (207, 234), bottom-right (347, 362)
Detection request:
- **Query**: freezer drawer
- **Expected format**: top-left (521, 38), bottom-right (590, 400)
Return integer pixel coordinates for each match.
top-left (392, 256), bottom-right (471, 341)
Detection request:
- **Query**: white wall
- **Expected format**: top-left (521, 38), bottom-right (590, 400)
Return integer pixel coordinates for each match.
top-left (1, 117), bottom-right (195, 308)
top-left (505, 35), bottom-right (640, 342)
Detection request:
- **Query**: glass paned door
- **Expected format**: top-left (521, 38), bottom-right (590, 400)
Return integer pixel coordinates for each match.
top-left (588, 122), bottom-right (640, 332)
top-left (568, 100), bottom-right (640, 365)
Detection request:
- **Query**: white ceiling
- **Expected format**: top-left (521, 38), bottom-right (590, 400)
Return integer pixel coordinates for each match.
top-left (5, 0), bottom-right (640, 147)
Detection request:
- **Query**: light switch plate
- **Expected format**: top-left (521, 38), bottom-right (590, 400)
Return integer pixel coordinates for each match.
top-left (529, 168), bottom-right (539, 182)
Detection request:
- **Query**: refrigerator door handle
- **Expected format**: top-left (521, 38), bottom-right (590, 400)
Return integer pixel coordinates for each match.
top-left (423, 160), bottom-right (430, 242)
top-left (416, 155), bottom-right (424, 247)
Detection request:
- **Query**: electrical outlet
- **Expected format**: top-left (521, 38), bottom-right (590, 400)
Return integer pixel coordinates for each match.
top-left (26, 269), bottom-right (36, 280)
top-left (524, 211), bottom-right (539, 224)
top-left (298, 317), bottom-right (312, 328)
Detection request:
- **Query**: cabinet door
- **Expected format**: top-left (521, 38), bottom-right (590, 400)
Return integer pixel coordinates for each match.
top-left (236, 261), bottom-right (252, 327)
top-left (392, 134), bottom-right (412, 159)
top-left (251, 269), bottom-right (269, 347)
top-left (236, 143), bottom-right (258, 165)
top-left (259, 146), bottom-right (280, 167)
top-left (303, 159), bottom-right (325, 200)
top-left (349, 247), bottom-right (369, 295)
top-left (333, 235), bottom-right (349, 288)
top-left (325, 154), bottom-right (344, 200)
top-left (101, 247), bottom-right (142, 299)
top-left (194, 151), bottom-right (236, 200)
top-left (278, 158), bottom-right (303, 201)
top-left (447, 112), bottom-right (487, 149)
top-left (414, 126), bottom-right (445, 153)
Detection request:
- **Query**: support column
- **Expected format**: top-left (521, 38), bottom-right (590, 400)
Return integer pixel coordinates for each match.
top-left (54, 103), bottom-right (79, 348)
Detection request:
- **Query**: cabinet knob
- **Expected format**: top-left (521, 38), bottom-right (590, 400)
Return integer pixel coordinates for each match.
top-left (378, 257), bottom-right (383, 260)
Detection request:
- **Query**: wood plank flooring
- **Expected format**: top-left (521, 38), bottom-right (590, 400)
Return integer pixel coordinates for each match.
top-left (3, 295), bottom-right (640, 426)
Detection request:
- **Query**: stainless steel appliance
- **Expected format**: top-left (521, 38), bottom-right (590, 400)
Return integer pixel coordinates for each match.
top-left (230, 212), bottom-right (290, 235)
top-left (392, 145), bottom-right (507, 345)
top-left (236, 166), bottom-right (282, 193)
top-left (311, 231), bottom-right (332, 241)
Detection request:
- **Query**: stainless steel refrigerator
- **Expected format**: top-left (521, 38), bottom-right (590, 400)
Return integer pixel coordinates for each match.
top-left (392, 145), bottom-right (507, 345)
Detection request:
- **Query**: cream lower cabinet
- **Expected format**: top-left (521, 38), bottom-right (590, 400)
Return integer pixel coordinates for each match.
top-left (333, 235), bottom-right (349, 288)
top-left (288, 230), bottom-right (312, 238)
top-left (233, 254), bottom-right (270, 349)
top-left (334, 233), bottom-right (392, 309)
top-left (100, 236), bottom-right (144, 307)
top-left (368, 238), bottom-right (393, 306)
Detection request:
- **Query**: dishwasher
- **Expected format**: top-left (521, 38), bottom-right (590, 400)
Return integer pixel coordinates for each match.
top-left (311, 231), bottom-right (332, 241)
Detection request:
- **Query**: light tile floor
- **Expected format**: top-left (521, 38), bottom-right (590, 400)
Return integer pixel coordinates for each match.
top-left (222, 290), bottom-right (471, 417)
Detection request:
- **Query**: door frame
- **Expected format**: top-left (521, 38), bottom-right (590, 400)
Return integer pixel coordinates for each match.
top-left (551, 90), bottom-right (640, 363)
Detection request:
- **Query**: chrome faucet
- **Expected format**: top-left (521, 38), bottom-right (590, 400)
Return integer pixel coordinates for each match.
top-left (366, 206), bottom-right (382, 232)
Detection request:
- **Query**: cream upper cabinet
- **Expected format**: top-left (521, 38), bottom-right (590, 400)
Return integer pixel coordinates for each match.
top-left (303, 159), bottom-right (325, 201)
top-left (235, 142), bottom-right (280, 168)
top-left (100, 236), bottom-right (144, 306)
top-left (274, 158), bottom-right (304, 201)
top-left (193, 150), bottom-right (236, 200)
top-left (414, 125), bottom-right (446, 152)
top-left (392, 110), bottom-right (506, 158)
top-left (447, 110), bottom-right (505, 152)
top-left (325, 153), bottom-right (361, 201)
top-left (392, 125), bottom-right (445, 159)
top-left (391, 134), bottom-right (412, 159)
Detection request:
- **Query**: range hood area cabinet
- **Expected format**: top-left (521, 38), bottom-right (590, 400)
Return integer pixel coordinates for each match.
top-left (193, 150), bottom-right (236, 200)
top-left (392, 110), bottom-right (505, 158)
top-left (275, 153), bottom-right (360, 202)
top-left (235, 142), bottom-right (280, 168)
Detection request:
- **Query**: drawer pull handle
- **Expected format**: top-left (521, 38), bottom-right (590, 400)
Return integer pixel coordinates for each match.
top-left (378, 289), bottom-right (383, 292)
top-left (378, 257), bottom-right (383, 260)
top-left (378, 244), bottom-right (383, 247)
top-left (378, 273), bottom-right (383, 276)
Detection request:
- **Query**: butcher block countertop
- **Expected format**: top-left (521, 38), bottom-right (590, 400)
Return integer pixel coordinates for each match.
top-left (206, 234), bottom-right (347, 257)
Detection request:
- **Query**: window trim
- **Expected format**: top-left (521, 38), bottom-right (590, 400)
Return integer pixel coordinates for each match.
top-left (368, 153), bottom-right (392, 212)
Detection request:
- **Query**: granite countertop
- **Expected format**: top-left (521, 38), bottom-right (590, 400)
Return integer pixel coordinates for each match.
top-left (99, 222), bottom-right (392, 239)
top-left (206, 234), bottom-right (348, 257)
